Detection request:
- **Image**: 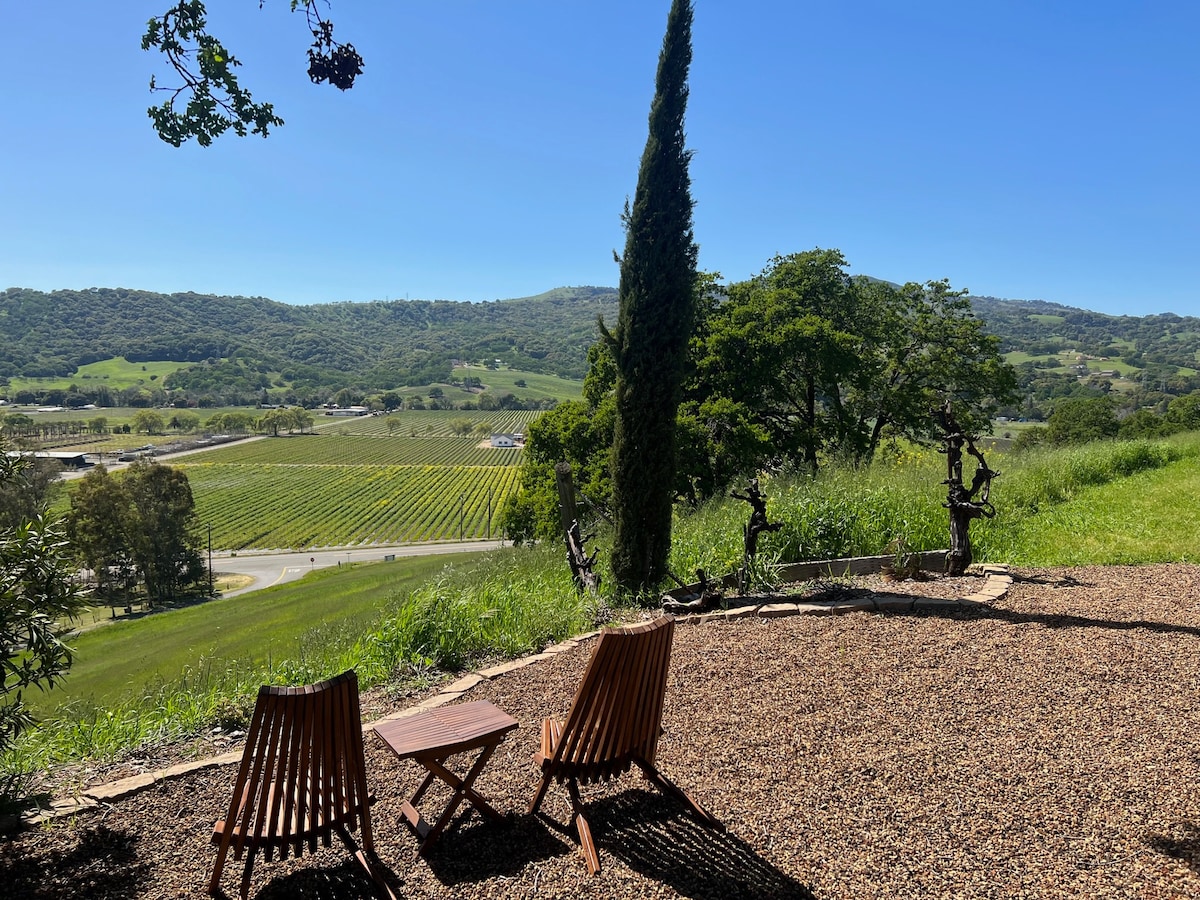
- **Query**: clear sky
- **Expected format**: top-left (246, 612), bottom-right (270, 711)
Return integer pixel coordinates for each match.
top-left (3, 2), bottom-right (1198, 318)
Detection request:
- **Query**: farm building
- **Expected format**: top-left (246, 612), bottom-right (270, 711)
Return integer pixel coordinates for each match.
top-left (6, 450), bottom-right (92, 469)
top-left (490, 433), bottom-right (518, 448)
top-left (324, 406), bottom-right (370, 417)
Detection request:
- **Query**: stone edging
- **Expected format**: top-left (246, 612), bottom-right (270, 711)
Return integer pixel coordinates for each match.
top-left (19, 563), bottom-right (1011, 827)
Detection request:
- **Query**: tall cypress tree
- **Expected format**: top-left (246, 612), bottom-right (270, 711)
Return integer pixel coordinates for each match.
top-left (607, 0), bottom-right (697, 595)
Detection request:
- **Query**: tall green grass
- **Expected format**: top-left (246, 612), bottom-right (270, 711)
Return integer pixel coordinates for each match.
top-left (6, 433), bottom-right (1197, 784)
top-left (3, 545), bottom-right (592, 779)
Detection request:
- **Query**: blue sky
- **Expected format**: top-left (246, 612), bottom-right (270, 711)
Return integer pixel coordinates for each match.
top-left (2, 2), bottom-right (1198, 317)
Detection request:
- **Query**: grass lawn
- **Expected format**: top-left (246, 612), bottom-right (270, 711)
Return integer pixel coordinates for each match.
top-left (29, 553), bottom-right (464, 718)
top-left (989, 451), bottom-right (1200, 565)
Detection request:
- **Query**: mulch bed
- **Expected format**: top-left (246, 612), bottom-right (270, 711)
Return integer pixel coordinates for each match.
top-left (3, 564), bottom-right (1200, 899)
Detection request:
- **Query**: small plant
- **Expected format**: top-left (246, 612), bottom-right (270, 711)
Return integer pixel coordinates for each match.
top-left (209, 696), bottom-right (253, 733)
top-left (882, 534), bottom-right (924, 581)
top-left (742, 549), bottom-right (784, 593)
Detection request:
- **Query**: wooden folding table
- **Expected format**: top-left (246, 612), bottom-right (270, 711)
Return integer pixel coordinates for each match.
top-left (374, 699), bottom-right (519, 853)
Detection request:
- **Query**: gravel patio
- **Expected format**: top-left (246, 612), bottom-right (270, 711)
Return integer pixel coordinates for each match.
top-left (3, 564), bottom-right (1200, 899)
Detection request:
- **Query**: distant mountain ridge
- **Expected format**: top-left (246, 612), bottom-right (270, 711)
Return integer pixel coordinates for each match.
top-left (3, 283), bottom-right (1198, 402)
top-left (0, 285), bottom-right (618, 386)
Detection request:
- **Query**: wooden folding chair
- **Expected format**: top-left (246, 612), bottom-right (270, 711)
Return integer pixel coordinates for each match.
top-left (208, 670), bottom-right (396, 899)
top-left (529, 615), bottom-right (722, 875)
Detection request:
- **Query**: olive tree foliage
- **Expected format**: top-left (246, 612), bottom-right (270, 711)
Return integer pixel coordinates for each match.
top-left (604, 0), bottom-right (698, 595)
top-left (142, 1), bottom-right (362, 146)
top-left (0, 452), bottom-right (86, 757)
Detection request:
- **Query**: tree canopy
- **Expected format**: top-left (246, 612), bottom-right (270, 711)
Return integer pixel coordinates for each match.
top-left (143, 1), bottom-right (362, 146)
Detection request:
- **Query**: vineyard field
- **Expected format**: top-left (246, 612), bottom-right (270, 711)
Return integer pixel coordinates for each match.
top-left (313, 409), bottom-right (540, 437)
top-left (185, 434), bottom-right (522, 467)
top-left (186, 463), bottom-right (518, 549)
top-left (175, 418), bottom-right (538, 549)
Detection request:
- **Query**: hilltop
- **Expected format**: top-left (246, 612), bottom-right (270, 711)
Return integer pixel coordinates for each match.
top-left (3, 284), bottom-right (1199, 413)
top-left (0, 285), bottom-right (617, 390)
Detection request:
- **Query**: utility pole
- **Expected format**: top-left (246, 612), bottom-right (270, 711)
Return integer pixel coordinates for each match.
top-left (207, 524), bottom-right (213, 595)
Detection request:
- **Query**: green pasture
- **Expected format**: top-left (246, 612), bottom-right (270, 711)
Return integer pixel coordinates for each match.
top-left (26, 553), bottom-right (459, 718)
top-left (451, 364), bottom-right (583, 403)
top-left (1027, 313), bottom-right (1066, 325)
top-left (7, 357), bottom-right (188, 394)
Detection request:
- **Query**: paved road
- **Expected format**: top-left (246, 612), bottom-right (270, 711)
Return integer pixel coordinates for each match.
top-left (211, 540), bottom-right (506, 597)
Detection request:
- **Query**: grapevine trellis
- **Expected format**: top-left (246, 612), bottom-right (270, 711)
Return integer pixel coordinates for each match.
top-left (179, 427), bottom-right (529, 549)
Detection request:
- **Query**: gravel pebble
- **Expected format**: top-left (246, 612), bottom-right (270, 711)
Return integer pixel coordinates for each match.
top-left (3, 564), bottom-right (1200, 899)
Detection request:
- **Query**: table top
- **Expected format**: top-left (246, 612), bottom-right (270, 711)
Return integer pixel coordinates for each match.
top-left (374, 699), bottom-right (519, 759)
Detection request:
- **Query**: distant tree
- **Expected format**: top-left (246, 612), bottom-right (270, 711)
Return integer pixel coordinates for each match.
top-left (87, 416), bottom-right (109, 434)
top-left (67, 466), bottom-right (139, 600)
top-left (1166, 392), bottom-right (1200, 431)
top-left (168, 411), bottom-right (201, 432)
top-left (132, 409), bottom-right (166, 434)
top-left (1047, 396), bottom-right (1119, 445)
top-left (1, 451), bottom-right (86, 760)
top-left (205, 410), bottom-right (256, 432)
top-left (258, 408), bottom-right (288, 436)
top-left (287, 406), bottom-right (314, 433)
top-left (121, 461), bottom-right (206, 602)
top-left (0, 456), bottom-right (62, 532)
top-left (384, 415), bottom-right (402, 435)
top-left (1117, 408), bottom-right (1171, 440)
top-left (606, 0), bottom-right (697, 595)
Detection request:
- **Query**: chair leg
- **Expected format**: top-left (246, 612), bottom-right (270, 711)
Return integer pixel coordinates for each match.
top-left (335, 826), bottom-right (401, 900)
top-left (636, 758), bottom-right (725, 830)
top-left (208, 838), bottom-right (231, 896)
top-left (239, 850), bottom-right (257, 900)
top-left (566, 779), bottom-right (601, 876)
top-left (528, 773), bottom-right (552, 815)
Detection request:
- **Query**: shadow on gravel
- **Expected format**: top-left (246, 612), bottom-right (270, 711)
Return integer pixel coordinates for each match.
top-left (0, 824), bottom-right (151, 899)
top-left (251, 858), bottom-right (398, 900)
top-left (421, 812), bottom-right (574, 885)
top-left (591, 790), bottom-right (817, 900)
top-left (1146, 823), bottom-right (1200, 876)
top-left (900, 603), bottom-right (1200, 639)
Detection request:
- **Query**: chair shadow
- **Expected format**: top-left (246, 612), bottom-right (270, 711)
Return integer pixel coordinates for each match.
top-left (1146, 822), bottom-right (1200, 876)
top-left (420, 811), bottom-right (577, 886)
top-left (251, 857), bottom-right (398, 900)
top-left (589, 790), bottom-right (817, 900)
top-left (0, 824), bottom-right (151, 899)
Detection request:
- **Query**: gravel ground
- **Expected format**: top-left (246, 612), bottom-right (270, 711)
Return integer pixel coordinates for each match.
top-left (4, 564), bottom-right (1200, 899)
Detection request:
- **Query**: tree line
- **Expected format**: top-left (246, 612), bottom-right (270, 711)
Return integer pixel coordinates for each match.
top-left (501, 249), bottom-right (1018, 542)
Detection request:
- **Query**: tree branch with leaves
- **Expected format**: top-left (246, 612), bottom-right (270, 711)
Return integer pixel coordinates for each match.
top-left (143, 1), bottom-right (362, 147)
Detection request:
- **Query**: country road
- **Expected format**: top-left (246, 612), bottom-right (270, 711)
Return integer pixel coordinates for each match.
top-left (211, 540), bottom-right (505, 596)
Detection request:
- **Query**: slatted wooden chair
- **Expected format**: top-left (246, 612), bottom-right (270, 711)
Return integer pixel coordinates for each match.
top-left (209, 670), bottom-right (396, 899)
top-left (528, 615), bottom-right (723, 874)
